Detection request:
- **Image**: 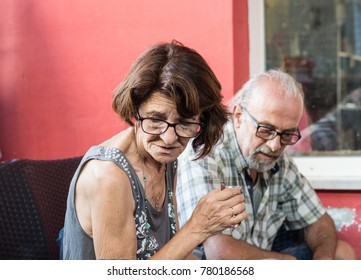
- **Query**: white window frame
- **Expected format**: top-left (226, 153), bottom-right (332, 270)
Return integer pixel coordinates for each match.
top-left (248, 0), bottom-right (361, 190)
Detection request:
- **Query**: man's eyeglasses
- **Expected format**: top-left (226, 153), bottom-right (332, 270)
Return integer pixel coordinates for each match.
top-left (242, 107), bottom-right (301, 145)
top-left (136, 111), bottom-right (203, 138)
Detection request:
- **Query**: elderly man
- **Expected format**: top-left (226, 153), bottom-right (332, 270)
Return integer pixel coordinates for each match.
top-left (176, 69), bottom-right (356, 260)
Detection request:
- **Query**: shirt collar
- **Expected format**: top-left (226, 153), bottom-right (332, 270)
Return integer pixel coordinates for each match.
top-left (224, 121), bottom-right (248, 172)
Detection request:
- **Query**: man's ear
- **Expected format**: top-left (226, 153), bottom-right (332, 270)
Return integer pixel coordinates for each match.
top-left (232, 104), bottom-right (243, 127)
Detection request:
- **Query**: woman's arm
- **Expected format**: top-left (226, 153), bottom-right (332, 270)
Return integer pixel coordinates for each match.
top-left (76, 160), bottom-right (138, 259)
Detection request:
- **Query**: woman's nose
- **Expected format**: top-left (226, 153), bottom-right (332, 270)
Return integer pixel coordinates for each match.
top-left (160, 126), bottom-right (178, 144)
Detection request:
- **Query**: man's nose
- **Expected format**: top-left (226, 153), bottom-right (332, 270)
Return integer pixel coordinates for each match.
top-left (266, 135), bottom-right (282, 152)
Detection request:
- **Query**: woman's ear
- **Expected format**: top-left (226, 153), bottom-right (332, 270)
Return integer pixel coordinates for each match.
top-left (232, 104), bottom-right (243, 127)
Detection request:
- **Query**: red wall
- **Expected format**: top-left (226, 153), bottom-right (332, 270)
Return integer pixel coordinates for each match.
top-left (0, 0), bottom-right (249, 161)
top-left (318, 191), bottom-right (361, 259)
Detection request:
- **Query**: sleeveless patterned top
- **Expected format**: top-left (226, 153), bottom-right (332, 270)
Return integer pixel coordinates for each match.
top-left (62, 146), bottom-right (177, 260)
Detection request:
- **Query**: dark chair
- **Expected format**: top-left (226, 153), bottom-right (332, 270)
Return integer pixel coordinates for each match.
top-left (0, 156), bottom-right (82, 259)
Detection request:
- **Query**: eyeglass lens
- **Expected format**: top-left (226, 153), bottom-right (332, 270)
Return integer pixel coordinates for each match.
top-left (141, 118), bottom-right (201, 138)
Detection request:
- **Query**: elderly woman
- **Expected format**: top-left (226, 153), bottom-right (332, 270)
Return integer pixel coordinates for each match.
top-left (61, 40), bottom-right (246, 260)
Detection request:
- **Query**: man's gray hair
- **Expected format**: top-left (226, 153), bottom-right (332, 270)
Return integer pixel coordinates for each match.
top-left (228, 69), bottom-right (304, 110)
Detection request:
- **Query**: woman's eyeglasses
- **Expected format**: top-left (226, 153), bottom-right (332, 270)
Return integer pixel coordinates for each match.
top-left (136, 111), bottom-right (202, 138)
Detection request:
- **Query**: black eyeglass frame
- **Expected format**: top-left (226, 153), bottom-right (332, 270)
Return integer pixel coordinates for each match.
top-left (136, 111), bottom-right (203, 138)
top-left (242, 107), bottom-right (301, 145)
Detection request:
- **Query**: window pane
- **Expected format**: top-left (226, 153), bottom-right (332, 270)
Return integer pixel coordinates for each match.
top-left (265, 0), bottom-right (361, 155)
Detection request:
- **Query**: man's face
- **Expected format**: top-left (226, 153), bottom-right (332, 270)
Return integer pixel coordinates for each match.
top-left (233, 81), bottom-right (304, 172)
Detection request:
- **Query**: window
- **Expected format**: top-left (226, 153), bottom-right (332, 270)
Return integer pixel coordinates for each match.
top-left (248, 0), bottom-right (361, 189)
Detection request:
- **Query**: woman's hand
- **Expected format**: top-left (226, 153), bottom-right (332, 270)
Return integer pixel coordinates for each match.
top-left (151, 185), bottom-right (246, 260)
top-left (188, 185), bottom-right (247, 241)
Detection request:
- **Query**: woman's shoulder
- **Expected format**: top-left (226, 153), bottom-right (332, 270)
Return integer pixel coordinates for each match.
top-left (78, 157), bottom-right (130, 194)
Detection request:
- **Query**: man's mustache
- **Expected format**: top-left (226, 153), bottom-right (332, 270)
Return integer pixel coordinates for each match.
top-left (254, 146), bottom-right (281, 158)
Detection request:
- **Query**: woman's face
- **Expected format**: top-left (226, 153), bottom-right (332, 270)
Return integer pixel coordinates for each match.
top-left (136, 92), bottom-right (200, 164)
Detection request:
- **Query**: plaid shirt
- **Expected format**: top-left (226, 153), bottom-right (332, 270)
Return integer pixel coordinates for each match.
top-left (176, 121), bottom-right (325, 250)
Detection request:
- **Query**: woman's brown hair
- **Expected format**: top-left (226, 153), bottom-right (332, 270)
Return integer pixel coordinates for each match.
top-left (112, 40), bottom-right (228, 159)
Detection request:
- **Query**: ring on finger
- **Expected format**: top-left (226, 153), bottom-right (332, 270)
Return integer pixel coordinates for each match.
top-left (231, 207), bottom-right (235, 218)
